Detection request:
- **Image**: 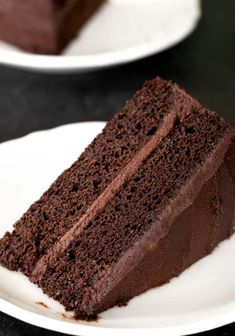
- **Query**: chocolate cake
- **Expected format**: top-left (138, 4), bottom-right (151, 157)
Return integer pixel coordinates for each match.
top-left (0, 77), bottom-right (235, 320)
top-left (0, 0), bottom-right (105, 54)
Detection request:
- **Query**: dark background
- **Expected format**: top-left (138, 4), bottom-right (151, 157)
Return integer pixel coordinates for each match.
top-left (0, 0), bottom-right (234, 335)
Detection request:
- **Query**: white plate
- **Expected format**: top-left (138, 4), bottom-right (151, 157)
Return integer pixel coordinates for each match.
top-left (0, 122), bottom-right (235, 336)
top-left (0, 0), bottom-right (201, 72)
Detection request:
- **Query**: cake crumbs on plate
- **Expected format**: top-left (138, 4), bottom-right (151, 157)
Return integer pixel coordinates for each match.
top-left (35, 301), bottom-right (48, 309)
top-left (59, 312), bottom-right (76, 321)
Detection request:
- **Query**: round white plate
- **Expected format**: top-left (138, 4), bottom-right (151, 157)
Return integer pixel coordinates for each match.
top-left (0, 0), bottom-right (201, 72)
top-left (0, 122), bottom-right (235, 336)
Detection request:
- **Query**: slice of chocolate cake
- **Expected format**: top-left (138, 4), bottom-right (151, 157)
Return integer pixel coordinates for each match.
top-left (0, 77), bottom-right (234, 320)
top-left (0, 0), bottom-right (105, 54)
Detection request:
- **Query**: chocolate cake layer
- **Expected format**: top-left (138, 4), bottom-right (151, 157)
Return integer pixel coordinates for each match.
top-left (0, 77), bottom-right (234, 320)
top-left (0, 0), bottom-right (105, 54)
top-left (0, 78), bottom-right (195, 276)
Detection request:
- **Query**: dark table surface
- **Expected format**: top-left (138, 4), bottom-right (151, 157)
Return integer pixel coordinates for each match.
top-left (0, 0), bottom-right (234, 335)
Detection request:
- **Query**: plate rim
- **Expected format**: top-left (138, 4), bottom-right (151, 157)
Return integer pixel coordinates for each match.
top-left (1, 285), bottom-right (235, 336)
top-left (0, 121), bottom-right (235, 336)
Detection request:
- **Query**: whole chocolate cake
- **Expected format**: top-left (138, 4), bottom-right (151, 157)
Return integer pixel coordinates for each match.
top-left (0, 0), bottom-right (105, 54)
top-left (0, 77), bottom-right (234, 319)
